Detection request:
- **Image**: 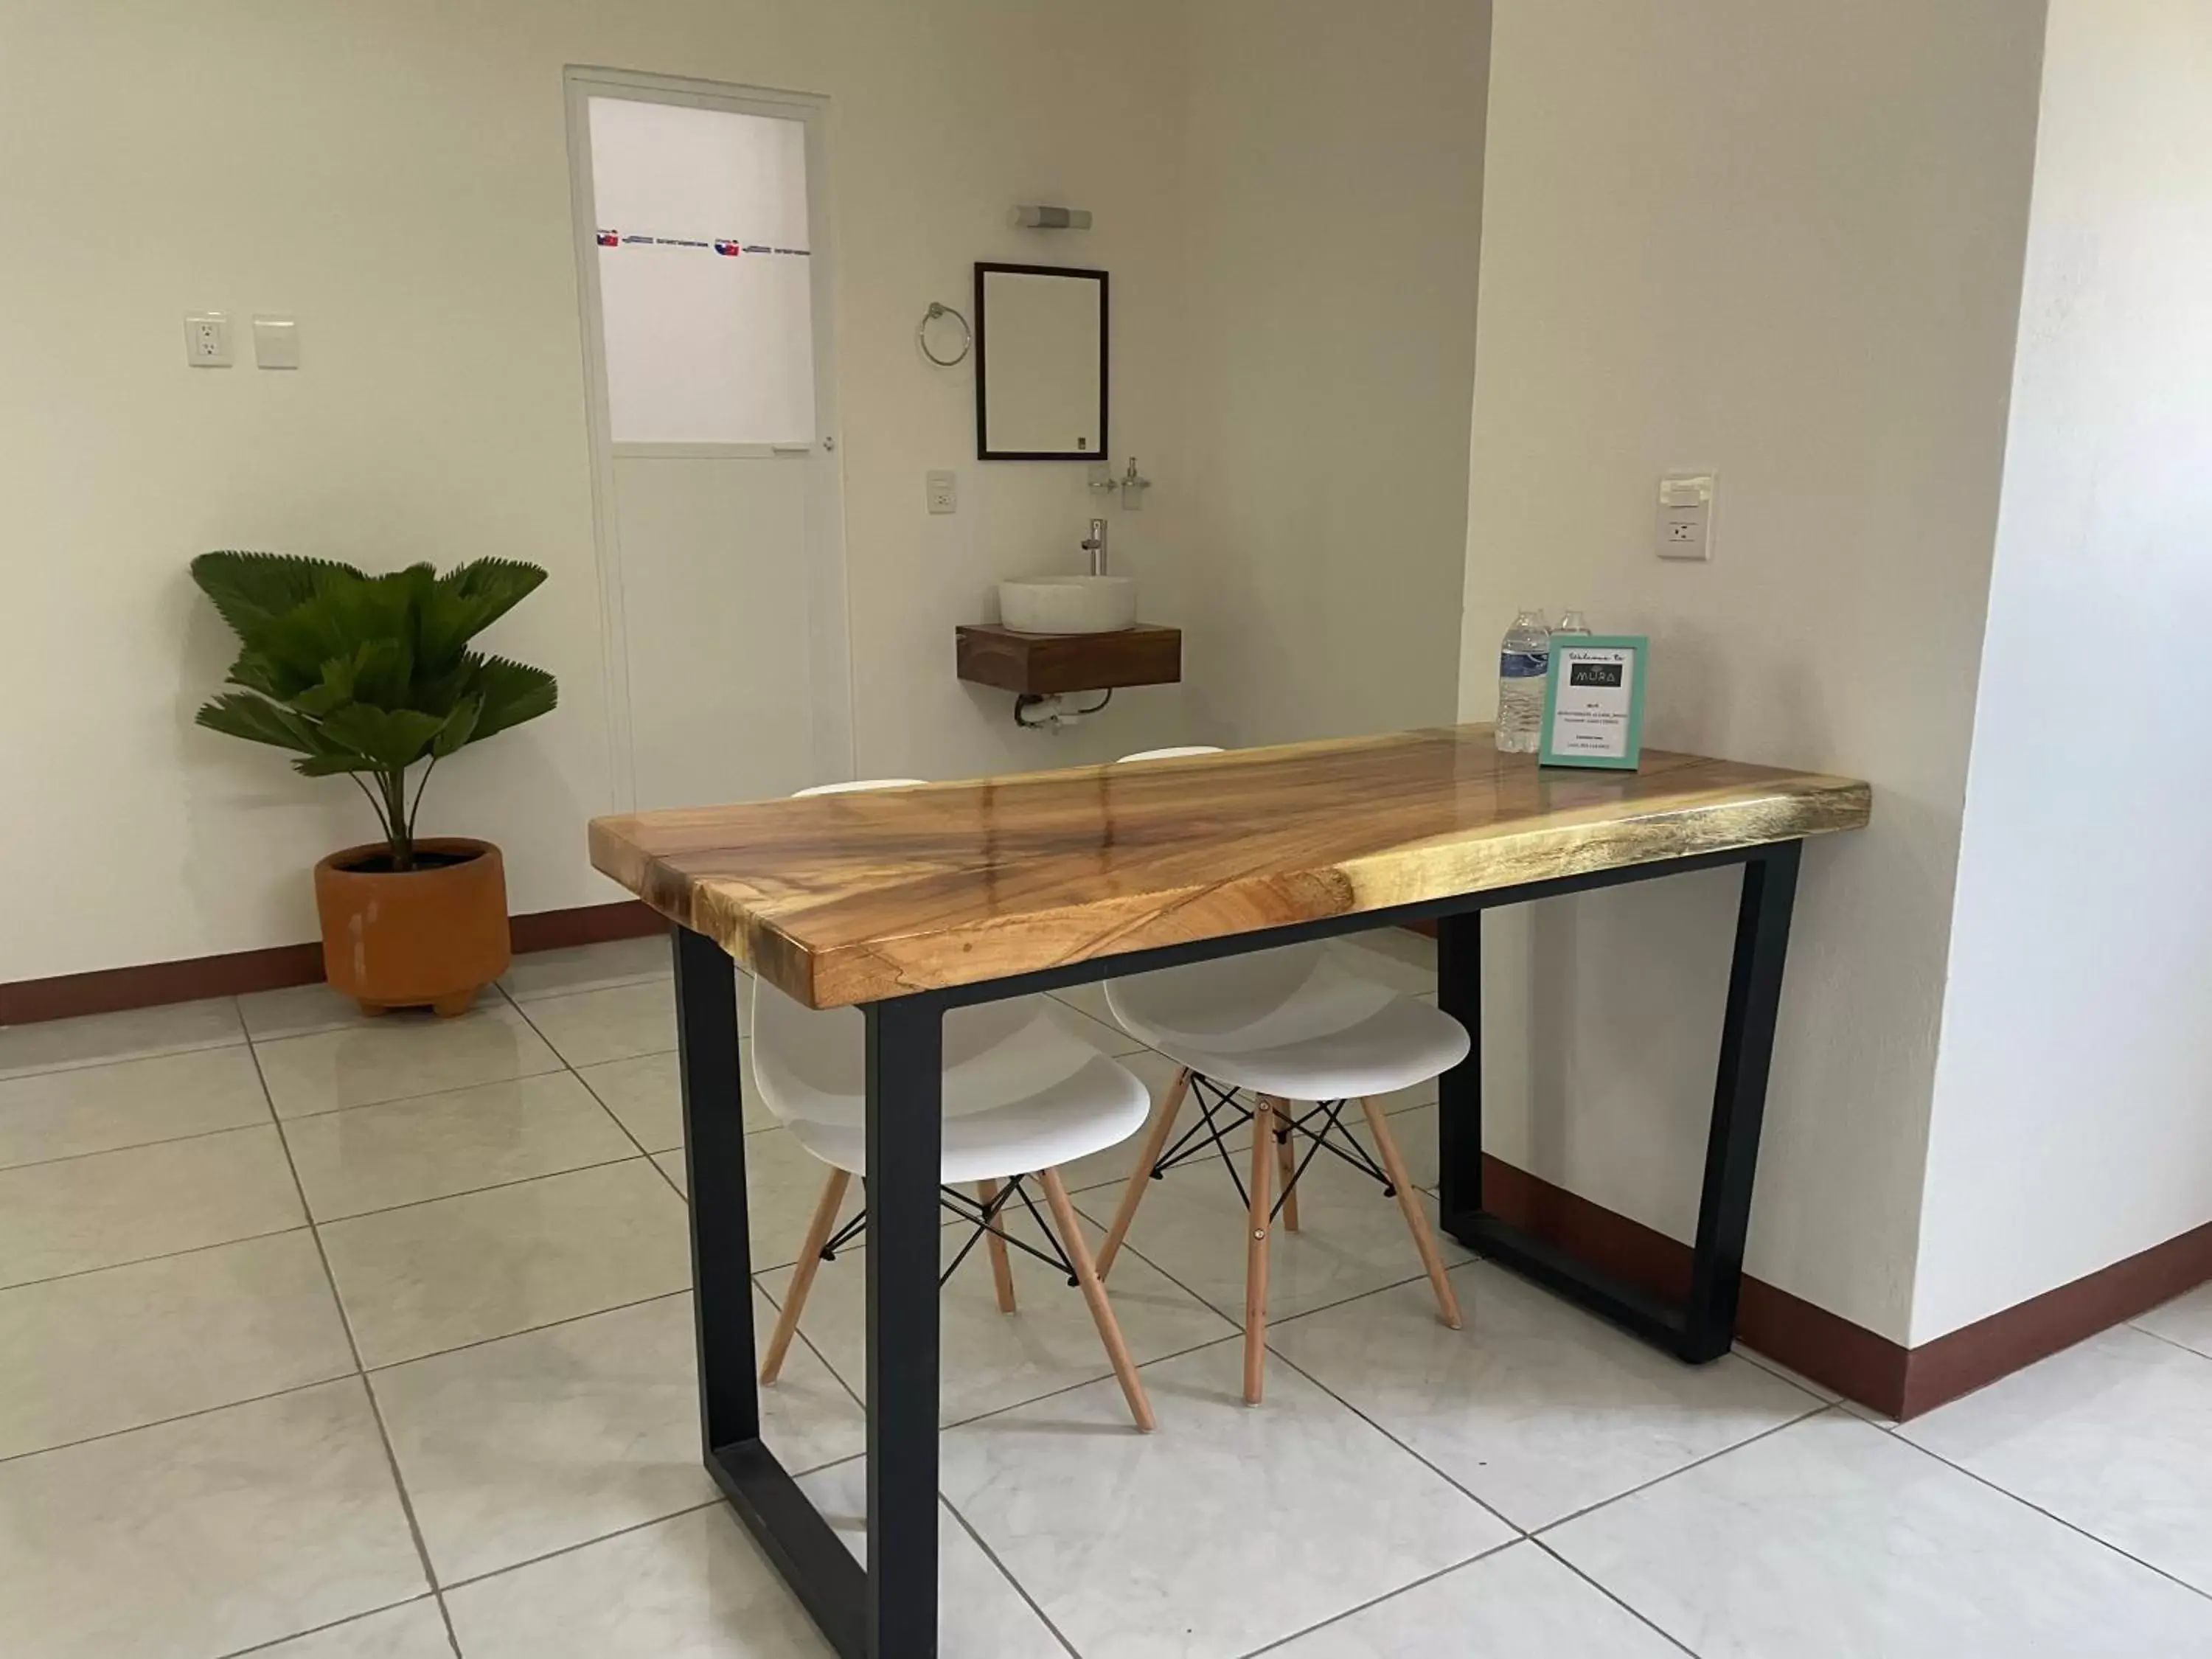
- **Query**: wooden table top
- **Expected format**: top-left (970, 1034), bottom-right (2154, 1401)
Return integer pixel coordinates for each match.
top-left (588, 726), bottom-right (1871, 1008)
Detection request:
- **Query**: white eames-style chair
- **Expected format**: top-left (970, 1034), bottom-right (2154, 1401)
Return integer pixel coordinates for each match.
top-left (754, 779), bottom-right (1158, 1431)
top-left (1096, 747), bottom-right (1469, 1404)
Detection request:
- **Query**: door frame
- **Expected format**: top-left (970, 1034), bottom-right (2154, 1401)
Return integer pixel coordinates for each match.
top-left (562, 66), bottom-right (855, 810)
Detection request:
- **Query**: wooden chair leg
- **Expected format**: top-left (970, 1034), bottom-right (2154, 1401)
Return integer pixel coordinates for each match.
top-left (1359, 1097), bottom-right (1464, 1329)
top-left (1096, 1067), bottom-right (1192, 1280)
top-left (760, 1167), bottom-right (852, 1383)
top-left (1243, 1096), bottom-right (1276, 1405)
top-left (1039, 1167), bottom-right (1155, 1432)
top-left (977, 1178), bottom-right (1018, 1313)
top-left (1271, 1098), bottom-right (1300, 1231)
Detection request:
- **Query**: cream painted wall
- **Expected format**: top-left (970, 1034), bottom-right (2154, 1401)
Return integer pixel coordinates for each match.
top-left (1177, 0), bottom-right (1488, 748)
top-left (0, 0), bottom-right (1192, 982)
top-left (1911, 0), bottom-right (2212, 1343)
top-left (1456, 1), bottom-right (2046, 1340)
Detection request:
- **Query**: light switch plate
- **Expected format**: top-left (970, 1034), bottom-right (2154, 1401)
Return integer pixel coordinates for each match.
top-left (184, 312), bottom-right (232, 366)
top-left (252, 314), bottom-right (299, 369)
top-left (925, 469), bottom-right (957, 514)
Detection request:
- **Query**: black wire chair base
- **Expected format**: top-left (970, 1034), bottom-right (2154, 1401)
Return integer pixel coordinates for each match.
top-left (818, 1173), bottom-right (1081, 1287)
top-left (1147, 1073), bottom-right (1397, 1220)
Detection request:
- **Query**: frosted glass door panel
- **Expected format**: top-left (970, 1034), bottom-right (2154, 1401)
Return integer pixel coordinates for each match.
top-left (588, 97), bottom-right (815, 445)
top-left (614, 457), bottom-right (816, 808)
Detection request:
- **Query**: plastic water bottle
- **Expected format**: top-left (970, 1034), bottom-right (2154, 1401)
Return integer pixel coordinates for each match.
top-left (1495, 608), bottom-right (1552, 754)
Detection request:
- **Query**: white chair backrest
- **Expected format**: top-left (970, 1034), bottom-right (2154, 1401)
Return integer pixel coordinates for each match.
top-left (1116, 746), bottom-right (1226, 763)
top-left (751, 777), bottom-right (928, 1124)
top-left (793, 777), bottom-right (928, 796)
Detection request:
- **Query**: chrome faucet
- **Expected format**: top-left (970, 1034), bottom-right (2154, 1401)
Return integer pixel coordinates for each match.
top-left (1082, 517), bottom-right (1108, 576)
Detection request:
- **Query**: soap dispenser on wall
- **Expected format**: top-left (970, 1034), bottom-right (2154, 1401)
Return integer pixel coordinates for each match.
top-left (1089, 456), bottom-right (1151, 510)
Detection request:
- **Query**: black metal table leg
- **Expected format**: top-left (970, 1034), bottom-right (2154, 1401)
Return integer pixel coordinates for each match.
top-left (675, 928), bottom-right (759, 1449)
top-left (1434, 907), bottom-right (1482, 1223)
top-left (1439, 841), bottom-right (1804, 1362)
top-left (1681, 838), bottom-right (1800, 1359)
top-left (673, 926), bottom-right (868, 1656)
top-left (864, 995), bottom-right (945, 1658)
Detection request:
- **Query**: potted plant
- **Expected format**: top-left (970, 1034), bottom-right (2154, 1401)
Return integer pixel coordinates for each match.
top-left (192, 552), bottom-right (558, 1016)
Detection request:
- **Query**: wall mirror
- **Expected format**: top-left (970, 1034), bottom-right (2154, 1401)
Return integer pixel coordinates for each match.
top-left (974, 262), bottom-right (1107, 460)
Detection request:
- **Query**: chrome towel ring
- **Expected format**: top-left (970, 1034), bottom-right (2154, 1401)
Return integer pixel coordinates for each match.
top-left (917, 301), bottom-right (972, 367)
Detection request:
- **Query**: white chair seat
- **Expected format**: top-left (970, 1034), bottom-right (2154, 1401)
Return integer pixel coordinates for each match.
top-left (1116, 745), bottom-right (1227, 762)
top-left (783, 1053), bottom-right (1148, 1186)
top-left (1104, 942), bottom-right (1468, 1101)
top-left (751, 989), bottom-right (1150, 1186)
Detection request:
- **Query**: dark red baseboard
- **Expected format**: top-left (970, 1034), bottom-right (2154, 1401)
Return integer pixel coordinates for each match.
top-left (1896, 1215), bottom-right (2212, 1418)
top-left (1478, 1153), bottom-right (2212, 1421)
top-left (0, 900), bottom-right (665, 1027)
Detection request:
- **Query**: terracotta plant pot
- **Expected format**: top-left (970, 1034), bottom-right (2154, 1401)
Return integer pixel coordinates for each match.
top-left (313, 837), bottom-right (512, 1017)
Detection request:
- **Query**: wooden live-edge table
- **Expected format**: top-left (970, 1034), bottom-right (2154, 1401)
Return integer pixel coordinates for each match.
top-left (588, 725), bottom-right (1872, 1658)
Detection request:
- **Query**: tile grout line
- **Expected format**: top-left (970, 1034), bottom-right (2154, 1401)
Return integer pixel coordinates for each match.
top-left (362, 1287), bottom-right (694, 1375)
top-left (1886, 1414), bottom-right (2212, 1609)
top-left (495, 981), bottom-right (667, 1169)
top-left (0, 1066), bottom-right (1417, 1190)
top-left (396, 1439), bottom-right (866, 1602)
top-left (1233, 1536), bottom-right (1526, 1659)
top-left (1731, 1343), bottom-right (1843, 1405)
top-left (939, 1493), bottom-right (1087, 1659)
top-left (259, 1058), bottom-right (572, 1125)
top-left (0, 1216), bottom-right (313, 1296)
top-left (2121, 1317), bottom-right (2212, 1368)
top-left (432, 1497), bottom-right (729, 1593)
top-left (305, 1149), bottom-right (659, 1229)
top-left (207, 1593), bottom-right (451, 1659)
top-left (1527, 1537), bottom-right (1703, 1658)
top-left (242, 1028), bottom-right (465, 1659)
top-left (744, 1231), bottom-right (872, 1417)
top-left (1528, 1400), bottom-right (1834, 1539)
top-left (5, 1293), bottom-right (725, 1475)
top-left (935, 1328), bottom-right (1247, 1435)
top-left (0, 1365), bottom-right (356, 1472)
top-left (1260, 1329), bottom-right (1526, 1539)
top-left (414, 1423), bottom-right (995, 1605)
top-left (0, 1110), bottom-right (282, 1175)
top-left (0, 1032), bottom-right (248, 1085)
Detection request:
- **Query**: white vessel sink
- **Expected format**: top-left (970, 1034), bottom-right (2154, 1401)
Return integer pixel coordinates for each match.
top-left (996, 575), bottom-right (1137, 635)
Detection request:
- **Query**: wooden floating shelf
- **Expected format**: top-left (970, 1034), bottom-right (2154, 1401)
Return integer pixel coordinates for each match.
top-left (955, 623), bottom-right (1183, 696)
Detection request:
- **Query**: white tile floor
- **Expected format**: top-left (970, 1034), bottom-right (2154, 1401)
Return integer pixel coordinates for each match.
top-left (7, 931), bottom-right (2212, 1655)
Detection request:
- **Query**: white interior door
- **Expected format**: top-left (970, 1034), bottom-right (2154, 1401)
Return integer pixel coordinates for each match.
top-left (566, 71), bottom-right (852, 812)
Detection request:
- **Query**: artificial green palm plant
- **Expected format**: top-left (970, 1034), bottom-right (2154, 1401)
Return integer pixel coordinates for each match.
top-left (191, 552), bottom-right (558, 872)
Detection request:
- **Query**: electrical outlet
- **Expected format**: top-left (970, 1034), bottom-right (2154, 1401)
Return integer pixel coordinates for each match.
top-left (184, 312), bottom-right (232, 366)
top-left (1657, 471), bottom-right (1714, 561)
top-left (925, 470), bottom-right (957, 514)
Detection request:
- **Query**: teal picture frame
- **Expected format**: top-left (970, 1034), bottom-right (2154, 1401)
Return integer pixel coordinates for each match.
top-left (1539, 634), bottom-right (1648, 770)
